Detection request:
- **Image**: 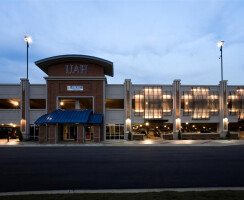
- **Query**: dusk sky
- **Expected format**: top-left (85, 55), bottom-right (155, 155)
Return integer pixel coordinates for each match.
top-left (0, 0), bottom-right (244, 85)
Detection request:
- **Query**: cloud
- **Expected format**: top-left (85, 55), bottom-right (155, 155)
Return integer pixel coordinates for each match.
top-left (0, 0), bottom-right (243, 86)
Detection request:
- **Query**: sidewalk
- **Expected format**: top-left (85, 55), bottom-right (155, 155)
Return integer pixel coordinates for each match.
top-left (1, 138), bottom-right (244, 147)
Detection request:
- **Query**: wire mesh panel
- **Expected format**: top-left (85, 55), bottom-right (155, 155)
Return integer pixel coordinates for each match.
top-left (133, 87), bottom-right (173, 119)
top-left (182, 88), bottom-right (219, 119)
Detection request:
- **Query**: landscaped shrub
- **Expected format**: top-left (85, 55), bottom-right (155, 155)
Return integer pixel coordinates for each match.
top-left (178, 130), bottom-right (182, 140)
top-left (128, 131), bottom-right (132, 141)
top-left (226, 131), bottom-right (230, 139)
top-left (17, 130), bottom-right (23, 141)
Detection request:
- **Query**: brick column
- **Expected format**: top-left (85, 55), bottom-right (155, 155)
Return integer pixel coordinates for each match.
top-left (94, 125), bottom-right (100, 143)
top-left (77, 124), bottom-right (84, 144)
top-left (39, 125), bottom-right (45, 144)
top-left (48, 124), bottom-right (56, 144)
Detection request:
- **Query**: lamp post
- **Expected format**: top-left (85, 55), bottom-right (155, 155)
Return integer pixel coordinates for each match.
top-left (24, 36), bottom-right (32, 80)
top-left (217, 41), bottom-right (224, 81)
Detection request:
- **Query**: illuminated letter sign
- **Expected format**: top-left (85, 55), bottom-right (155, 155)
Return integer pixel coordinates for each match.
top-left (67, 86), bottom-right (83, 91)
top-left (65, 64), bottom-right (88, 74)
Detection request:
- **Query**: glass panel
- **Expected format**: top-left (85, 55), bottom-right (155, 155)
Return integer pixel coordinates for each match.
top-left (110, 125), bottom-right (115, 139)
top-left (120, 125), bottom-right (124, 139)
top-left (106, 126), bottom-right (110, 139)
top-left (106, 124), bottom-right (124, 140)
top-left (63, 125), bottom-right (68, 140)
top-left (85, 126), bottom-right (93, 140)
top-left (115, 125), bottom-right (120, 139)
top-left (29, 125), bottom-right (39, 141)
top-left (69, 126), bottom-right (75, 139)
top-left (79, 98), bottom-right (93, 109)
top-left (60, 99), bottom-right (76, 109)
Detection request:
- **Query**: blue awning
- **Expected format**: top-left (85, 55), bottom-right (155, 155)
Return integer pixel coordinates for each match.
top-left (35, 109), bottom-right (102, 125)
top-left (88, 114), bottom-right (103, 124)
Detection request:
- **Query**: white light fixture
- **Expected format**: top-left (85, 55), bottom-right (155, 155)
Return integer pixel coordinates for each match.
top-left (217, 41), bottom-right (224, 47)
top-left (24, 36), bottom-right (32, 43)
top-left (126, 118), bottom-right (131, 132)
top-left (176, 118), bottom-right (181, 131)
top-left (13, 101), bottom-right (19, 106)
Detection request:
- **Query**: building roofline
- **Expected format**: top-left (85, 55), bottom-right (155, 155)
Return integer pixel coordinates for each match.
top-left (35, 54), bottom-right (114, 77)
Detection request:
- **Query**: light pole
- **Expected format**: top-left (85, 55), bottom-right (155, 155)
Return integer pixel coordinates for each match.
top-left (218, 41), bottom-right (224, 81)
top-left (24, 36), bottom-right (32, 80)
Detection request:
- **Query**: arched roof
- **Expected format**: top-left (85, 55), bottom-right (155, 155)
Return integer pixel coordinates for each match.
top-left (35, 54), bottom-right (114, 77)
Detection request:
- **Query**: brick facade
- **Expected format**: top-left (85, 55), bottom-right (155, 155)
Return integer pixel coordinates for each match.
top-left (36, 58), bottom-right (108, 144)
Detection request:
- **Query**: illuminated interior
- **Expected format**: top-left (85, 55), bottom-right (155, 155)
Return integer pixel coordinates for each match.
top-left (29, 99), bottom-right (46, 109)
top-left (0, 99), bottom-right (20, 109)
top-left (133, 87), bottom-right (173, 119)
top-left (59, 98), bottom-right (93, 110)
top-left (181, 88), bottom-right (219, 119)
top-left (228, 89), bottom-right (244, 119)
top-left (105, 99), bottom-right (124, 109)
top-left (132, 123), bottom-right (173, 138)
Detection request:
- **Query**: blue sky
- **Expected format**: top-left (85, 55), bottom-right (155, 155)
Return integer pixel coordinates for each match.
top-left (0, 0), bottom-right (244, 85)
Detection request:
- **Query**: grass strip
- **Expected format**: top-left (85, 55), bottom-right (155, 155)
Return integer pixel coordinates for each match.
top-left (1, 190), bottom-right (244, 200)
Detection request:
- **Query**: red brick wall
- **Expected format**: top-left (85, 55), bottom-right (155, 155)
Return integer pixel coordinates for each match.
top-left (47, 80), bottom-right (104, 114)
top-left (39, 125), bottom-right (45, 144)
top-left (48, 125), bottom-right (56, 144)
top-left (77, 124), bottom-right (84, 144)
top-left (94, 125), bottom-right (100, 143)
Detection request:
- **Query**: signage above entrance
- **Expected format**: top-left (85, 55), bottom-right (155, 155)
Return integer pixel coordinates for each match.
top-left (65, 64), bottom-right (88, 74)
top-left (67, 86), bottom-right (83, 91)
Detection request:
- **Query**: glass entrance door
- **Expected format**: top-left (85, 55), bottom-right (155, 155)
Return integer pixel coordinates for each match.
top-left (63, 125), bottom-right (77, 140)
top-left (85, 126), bottom-right (94, 141)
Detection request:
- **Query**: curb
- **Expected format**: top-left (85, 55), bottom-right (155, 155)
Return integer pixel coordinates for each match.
top-left (1, 187), bottom-right (244, 196)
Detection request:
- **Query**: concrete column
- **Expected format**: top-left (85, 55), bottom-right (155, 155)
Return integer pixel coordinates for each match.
top-left (20, 78), bottom-right (30, 140)
top-left (124, 79), bottom-right (132, 139)
top-left (94, 124), bottom-right (100, 143)
top-left (39, 125), bottom-right (45, 144)
top-left (219, 80), bottom-right (228, 137)
top-left (48, 124), bottom-right (56, 144)
top-left (77, 124), bottom-right (84, 144)
top-left (172, 79), bottom-right (181, 139)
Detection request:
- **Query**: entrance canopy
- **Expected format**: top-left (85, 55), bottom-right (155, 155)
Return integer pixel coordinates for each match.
top-left (35, 109), bottom-right (103, 124)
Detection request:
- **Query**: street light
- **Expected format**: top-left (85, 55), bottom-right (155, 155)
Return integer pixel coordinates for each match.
top-left (217, 41), bottom-right (224, 81)
top-left (24, 36), bottom-right (32, 80)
